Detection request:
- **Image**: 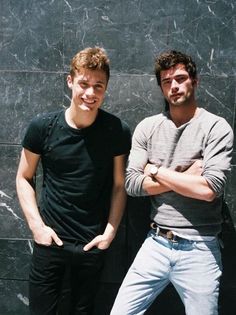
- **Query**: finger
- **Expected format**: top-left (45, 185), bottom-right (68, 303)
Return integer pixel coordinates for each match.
top-left (83, 241), bottom-right (94, 251)
top-left (83, 239), bottom-right (99, 251)
top-left (52, 233), bottom-right (63, 246)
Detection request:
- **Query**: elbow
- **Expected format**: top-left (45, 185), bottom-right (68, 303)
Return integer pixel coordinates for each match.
top-left (142, 184), bottom-right (155, 196)
top-left (125, 173), bottom-right (148, 197)
top-left (125, 185), bottom-right (138, 197)
top-left (201, 177), bottom-right (218, 202)
top-left (203, 189), bottom-right (217, 202)
top-left (125, 182), bottom-right (143, 197)
top-left (124, 182), bottom-right (132, 196)
top-left (16, 174), bottom-right (22, 190)
top-left (16, 174), bottom-right (35, 191)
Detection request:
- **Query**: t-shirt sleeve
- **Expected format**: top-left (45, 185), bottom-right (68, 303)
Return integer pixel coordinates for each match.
top-left (112, 120), bottom-right (131, 156)
top-left (22, 115), bottom-right (45, 154)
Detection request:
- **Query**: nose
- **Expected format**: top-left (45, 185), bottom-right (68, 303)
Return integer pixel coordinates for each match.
top-left (171, 79), bottom-right (179, 91)
top-left (85, 86), bottom-right (95, 96)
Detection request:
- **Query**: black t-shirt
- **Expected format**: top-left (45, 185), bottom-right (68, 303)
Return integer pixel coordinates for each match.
top-left (22, 109), bottom-right (131, 243)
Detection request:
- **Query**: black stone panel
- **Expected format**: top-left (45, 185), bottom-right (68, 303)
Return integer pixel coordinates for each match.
top-left (104, 74), bottom-right (164, 131)
top-left (62, 0), bottom-right (170, 73)
top-left (0, 72), bottom-right (65, 143)
top-left (196, 75), bottom-right (235, 126)
top-left (0, 145), bottom-right (31, 238)
top-left (63, 0), bottom-right (235, 75)
top-left (225, 164), bottom-right (236, 227)
top-left (0, 279), bottom-right (29, 315)
top-left (164, 1), bottom-right (236, 77)
top-left (0, 239), bottom-right (31, 280)
top-left (0, 0), bottom-right (63, 71)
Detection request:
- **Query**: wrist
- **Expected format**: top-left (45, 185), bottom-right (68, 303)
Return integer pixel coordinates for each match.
top-left (149, 163), bottom-right (161, 178)
top-left (103, 224), bottom-right (116, 240)
top-left (30, 221), bottom-right (45, 234)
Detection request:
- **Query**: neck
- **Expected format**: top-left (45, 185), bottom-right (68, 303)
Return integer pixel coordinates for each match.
top-left (65, 105), bottom-right (98, 129)
top-left (169, 103), bottom-right (198, 127)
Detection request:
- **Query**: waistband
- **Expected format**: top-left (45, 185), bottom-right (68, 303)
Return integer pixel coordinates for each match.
top-left (151, 222), bottom-right (187, 243)
top-left (150, 222), bottom-right (216, 242)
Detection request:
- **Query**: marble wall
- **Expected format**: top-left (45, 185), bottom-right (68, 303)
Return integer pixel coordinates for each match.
top-left (0, 0), bottom-right (235, 314)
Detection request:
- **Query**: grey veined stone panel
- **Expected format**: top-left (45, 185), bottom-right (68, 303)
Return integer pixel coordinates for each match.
top-left (0, 239), bottom-right (32, 280)
top-left (0, 145), bottom-right (31, 238)
top-left (0, 0), bottom-right (63, 71)
top-left (63, 0), bottom-right (235, 75)
top-left (0, 279), bottom-right (29, 315)
top-left (0, 71), bottom-right (65, 144)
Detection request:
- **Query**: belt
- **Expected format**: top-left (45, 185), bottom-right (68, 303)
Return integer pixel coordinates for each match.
top-left (150, 222), bottom-right (182, 243)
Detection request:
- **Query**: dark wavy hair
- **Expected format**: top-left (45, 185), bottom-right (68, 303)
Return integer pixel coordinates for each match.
top-left (154, 50), bottom-right (197, 86)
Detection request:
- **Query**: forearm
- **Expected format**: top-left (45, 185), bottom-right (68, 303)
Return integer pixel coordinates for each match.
top-left (155, 166), bottom-right (216, 201)
top-left (16, 177), bottom-right (45, 232)
top-left (142, 175), bottom-right (171, 195)
top-left (103, 185), bottom-right (127, 241)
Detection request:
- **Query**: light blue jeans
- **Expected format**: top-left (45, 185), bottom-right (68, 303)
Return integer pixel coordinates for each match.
top-left (110, 230), bottom-right (222, 315)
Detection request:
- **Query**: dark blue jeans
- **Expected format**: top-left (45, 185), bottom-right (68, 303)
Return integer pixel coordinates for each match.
top-left (29, 241), bottom-right (105, 315)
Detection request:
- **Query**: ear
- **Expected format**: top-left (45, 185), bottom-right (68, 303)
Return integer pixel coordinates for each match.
top-left (67, 75), bottom-right (73, 89)
top-left (192, 77), bottom-right (199, 87)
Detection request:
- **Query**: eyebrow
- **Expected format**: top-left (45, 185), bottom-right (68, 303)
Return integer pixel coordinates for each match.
top-left (95, 80), bottom-right (106, 85)
top-left (78, 79), bottom-right (106, 85)
top-left (161, 74), bottom-right (188, 82)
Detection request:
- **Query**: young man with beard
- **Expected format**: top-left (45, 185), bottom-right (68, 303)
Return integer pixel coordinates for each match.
top-left (16, 47), bottom-right (131, 315)
top-left (110, 50), bottom-right (233, 315)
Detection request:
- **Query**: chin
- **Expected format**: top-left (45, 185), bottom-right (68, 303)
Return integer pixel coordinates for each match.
top-left (171, 98), bottom-right (187, 106)
top-left (79, 104), bottom-right (93, 111)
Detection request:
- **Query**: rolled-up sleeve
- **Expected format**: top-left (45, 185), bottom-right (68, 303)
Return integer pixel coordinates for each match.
top-left (125, 120), bottom-right (150, 197)
top-left (202, 118), bottom-right (233, 196)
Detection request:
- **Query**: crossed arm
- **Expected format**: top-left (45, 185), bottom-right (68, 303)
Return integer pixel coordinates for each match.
top-left (142, 160), bottom-right (216, 202)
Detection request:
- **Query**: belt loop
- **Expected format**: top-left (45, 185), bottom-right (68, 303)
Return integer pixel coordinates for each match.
top-left (150, 222), bottom-right (158, 230)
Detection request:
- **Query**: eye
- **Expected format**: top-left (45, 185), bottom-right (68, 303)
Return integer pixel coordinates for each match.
top-left (79, 81), bottom-right (88, 88)
top-left (94, 84), bottom-right (105, 91)
top-left (161, 79), bottom-right (171, 86)
top-left (176, 76), bottom-right (187, 83)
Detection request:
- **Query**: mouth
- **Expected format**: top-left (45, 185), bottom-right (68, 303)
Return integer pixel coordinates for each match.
top-left (82, 98), bottom-right (96, 105)
top-left (80, 99), bottom-right (96, 110)
top-left (170, 93), bottom-right (184, 102)
top-left (171, 93), bottom-right (182, 98)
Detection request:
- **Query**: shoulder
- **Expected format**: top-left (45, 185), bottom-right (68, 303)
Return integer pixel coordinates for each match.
top-left (199, 108), bottom-right (233, 133)
top-left (22, 110), bottom-right (64, 154)
top-left (28, 110), bottom-right (63, 130)
top-left (140, 112), bottom-right (166, 125)
top-left (134, 112), bottom-right (166, 137)
top-left (98, 109), bottom-right (130, 134)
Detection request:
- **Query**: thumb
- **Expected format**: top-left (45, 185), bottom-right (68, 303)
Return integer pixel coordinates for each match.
top-left (52, 233), bottom-right (63, 246)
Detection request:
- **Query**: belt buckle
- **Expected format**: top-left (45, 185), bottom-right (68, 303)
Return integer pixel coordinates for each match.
top-left (150, 223), bottom-right (179, 243)
top-left (166, 231), bottom-right (178, 243)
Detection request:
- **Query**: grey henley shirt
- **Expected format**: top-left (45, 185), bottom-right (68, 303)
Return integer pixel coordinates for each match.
top-left (125, 108), bottom-right (233, 237)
